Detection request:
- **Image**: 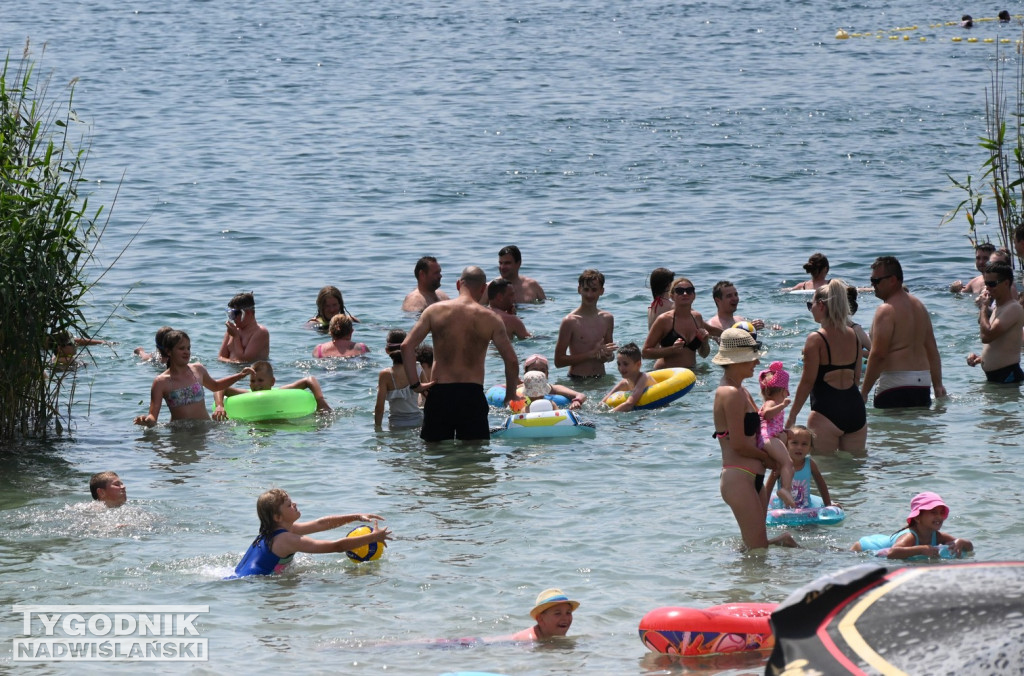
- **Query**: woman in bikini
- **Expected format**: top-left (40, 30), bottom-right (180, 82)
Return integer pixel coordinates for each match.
top-left (133, 329), bottom-right (254, 427)
top-left (642, 276), bottom-right (712, 369)
top-left (712, 328), bottom-right (797, 550)
top-left (785, 279), bottom-right (867, 454)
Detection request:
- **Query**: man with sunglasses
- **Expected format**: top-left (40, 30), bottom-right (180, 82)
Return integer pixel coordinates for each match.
top-left (967, 262), bottom-right (1024, 383)
top-left (861, 256), bottom-right (945, 408)
top-left (218, 292), bottom-right (270, 363)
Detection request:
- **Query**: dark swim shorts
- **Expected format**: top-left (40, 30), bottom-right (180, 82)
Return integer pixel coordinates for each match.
top-left (420, 383), bottom-right (490, 442)
top-left (985, 362), bottom-right (1024, 384)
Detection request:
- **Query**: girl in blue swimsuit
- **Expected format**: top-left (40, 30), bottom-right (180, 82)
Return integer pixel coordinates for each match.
top-left (133, 329), bottom-right (254, 427)
top-left (231, 488), bottom-right (391, 578)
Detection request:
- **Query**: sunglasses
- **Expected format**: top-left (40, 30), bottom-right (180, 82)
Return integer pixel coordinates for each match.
top-left (806, 297), bottom-right (827, 310)
top-left (984, 279), bottom-right (1008, 288)
top-left (870, 274), bottom-right (894, 286)
top-left (673, 286), bottom-right (696, 295)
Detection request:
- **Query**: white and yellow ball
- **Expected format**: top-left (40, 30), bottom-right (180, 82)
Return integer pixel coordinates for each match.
top-left (346, 526), bottom-right (385, 562)
top-left (732, 321), bottom-right (757, 337)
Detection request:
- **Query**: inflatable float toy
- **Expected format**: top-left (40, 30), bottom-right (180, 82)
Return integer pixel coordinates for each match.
top-left (491, 409), bottom-right (596, 439)
top-left (220, 389), bottom-right (317, 422)
top-left (638, 603), bottom-right (776, 656)
top-left (485, 384), bottom-right (569, 411)
top-left (766, 494), bottom-right (846, 526)
top-left (603, 367), bottom-right (695, 410)
top-left (854, 531), bottom-right (959, 559)
top-left (767, 561), bottom-right (1024, 674)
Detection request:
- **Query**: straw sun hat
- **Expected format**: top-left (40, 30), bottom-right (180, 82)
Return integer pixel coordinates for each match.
top-left (712, 327), bottom-right (766, 365)
top-left (529, 588), bottom-right (580, 620)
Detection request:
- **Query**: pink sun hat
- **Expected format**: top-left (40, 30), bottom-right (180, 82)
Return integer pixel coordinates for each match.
top-left (906, 492), bottom-right (949, 525)
top-left (759, 361), bottom-right (790, 391)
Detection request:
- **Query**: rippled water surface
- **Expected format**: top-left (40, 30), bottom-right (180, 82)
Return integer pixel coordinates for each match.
top-left (2, 1), bottom-right (1024, 673)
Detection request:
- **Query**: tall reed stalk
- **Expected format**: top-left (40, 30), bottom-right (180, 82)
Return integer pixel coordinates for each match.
top-left (0, 42), bottom-right (104, 439)
top-left (944, 38), bottom-right (1024, 272)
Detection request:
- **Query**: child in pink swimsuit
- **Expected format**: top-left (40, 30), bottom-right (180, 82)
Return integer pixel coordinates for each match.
top-left (759, 361), bottom-right (795, 507)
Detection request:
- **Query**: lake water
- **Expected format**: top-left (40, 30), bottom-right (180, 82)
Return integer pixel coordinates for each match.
top-left (2, 1), bottom-right (1024, 673)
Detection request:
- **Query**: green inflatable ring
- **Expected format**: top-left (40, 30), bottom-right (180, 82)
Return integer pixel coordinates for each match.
top-left (221, 389), bottom-right (317, 422)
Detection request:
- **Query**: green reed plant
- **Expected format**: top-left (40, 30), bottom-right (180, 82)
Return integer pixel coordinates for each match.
top-left (0, 43), bottom-right (107, 439)
top-left (943, 39), bottom-right (1024, 271)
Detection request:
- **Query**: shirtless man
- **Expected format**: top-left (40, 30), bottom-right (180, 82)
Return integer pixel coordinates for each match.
top-left (949, 242), bottom-right (995, 294)
top-left (218, 292), bottom-right (270, 363)
top-left (487, 278), bottom-right (530, 340)
top-left (554, 269), bottom-right (616, 378)
top-left (706, 280), bottom-right (763, 335)
top-left (498, 245), bottom-right (546, 304)
top-left (402, 256), bottom-right (450, 312)
top-left (966, 262), bottom-right (1024, 383)
top-left (861, 256), bottom-right (945, 408)
top-left (401, 266), bottom-right (519, 442)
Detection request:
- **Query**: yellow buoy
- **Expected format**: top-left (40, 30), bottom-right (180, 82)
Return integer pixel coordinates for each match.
top-left (835, 28), bottom-right (850, 39)
top-left (968, 37), bottom-right (978, 43)
top-left (952, 36), bottom-right (963, 42)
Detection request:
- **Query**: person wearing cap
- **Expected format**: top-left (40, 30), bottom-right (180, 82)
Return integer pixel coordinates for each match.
top-left (523, 354), bottom-right (586, 409)
top-left (712, 327), bottom-right (797, 550)
top-left (789, 252), bottom-right (830, 291)
top-left (523, 371), bottom-right (557, 412)
top-left (508, 588), bottom-right (579, 641)
top-left (786, 279), bottom-right (867, 454)
top-left (851, 492), bottom-right (972, 559)
top-left (218, 291), bottom-right (270, 363)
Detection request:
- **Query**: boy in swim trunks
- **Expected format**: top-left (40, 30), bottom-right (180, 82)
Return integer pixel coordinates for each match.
top-left (212, 361), bottom-right (332, 419)
top-left (554, 269), bottom-right (616, 378)
top-left (601, 343), bottom-right (655, 412)
top-left (90, 471), bottom-right (127, 508)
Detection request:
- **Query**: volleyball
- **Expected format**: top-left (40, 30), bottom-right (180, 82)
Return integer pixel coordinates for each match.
top-left (732, 321), bottom-right (757, 338)
top-left (345, 526), bottom-right (385, 562)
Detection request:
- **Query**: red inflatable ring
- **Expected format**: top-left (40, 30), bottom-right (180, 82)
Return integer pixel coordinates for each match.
top-left (638, 603), bottom-right (776, 656)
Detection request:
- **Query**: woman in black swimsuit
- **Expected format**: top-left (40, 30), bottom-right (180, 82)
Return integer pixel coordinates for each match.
top-left (642, 276), bottom-right (712, 369)
top-left (785, 279), bottom-right (867, 453)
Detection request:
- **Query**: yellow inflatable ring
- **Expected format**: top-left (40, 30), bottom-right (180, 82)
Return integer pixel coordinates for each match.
top-left (604, 368), bottom-right (696, 410)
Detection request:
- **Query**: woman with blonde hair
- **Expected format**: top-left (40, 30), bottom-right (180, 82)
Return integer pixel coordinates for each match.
top-left (785, 279), bottom-right (866, 453)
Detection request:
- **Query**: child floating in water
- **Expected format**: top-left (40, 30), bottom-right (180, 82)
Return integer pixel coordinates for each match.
top-left (765, 425), bottom-right (834, 508)
top-left (851, 492), bottom-right (973, 559)
top-left (508, 588), bottom-right (579, 641)
top-left (523, 371), bottom-right (558, 412)
top-left (232, 488), bottom-right (391, 578)
top-left (212, 360), bottom-right (331, 420)
top-left (133, 329), bottom-right (254, 427)
top-left (758, 361), bottom-right (796, 507)
top-left (90, 471), bottom-right (127, 508)
top-left (602, 343), bottom-right (655, 412)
